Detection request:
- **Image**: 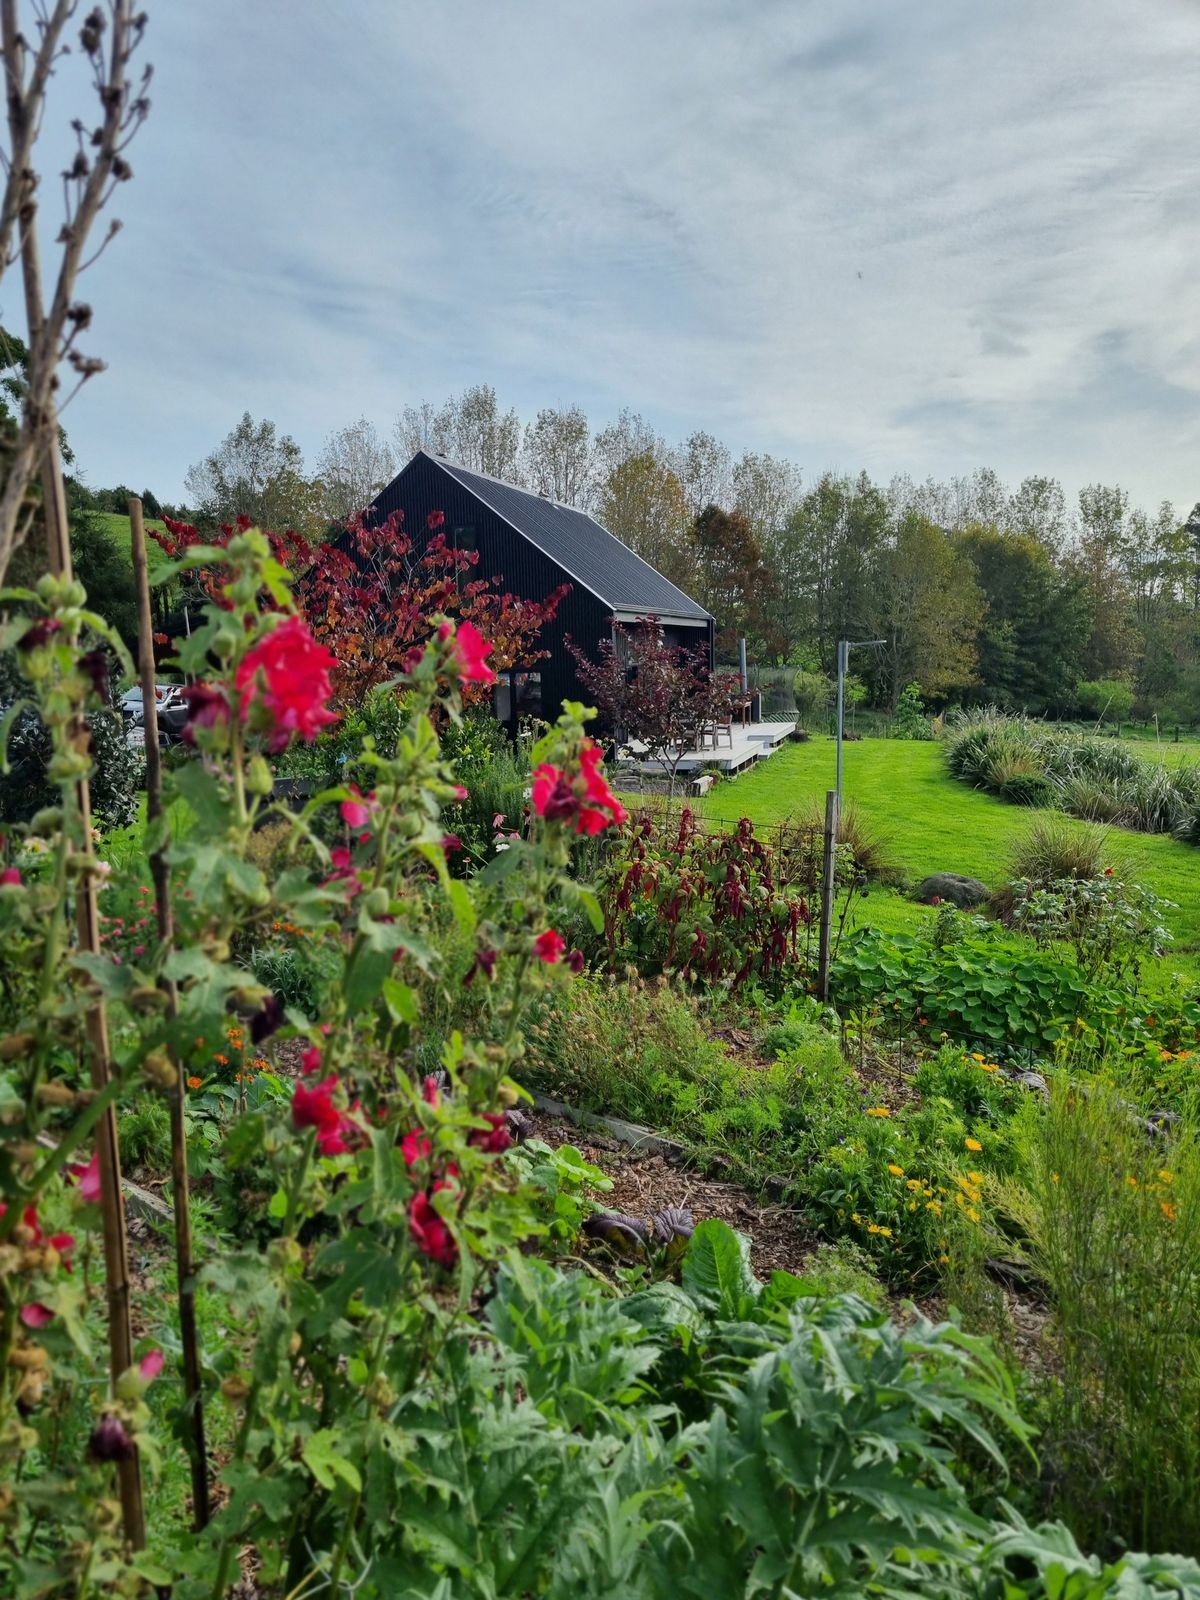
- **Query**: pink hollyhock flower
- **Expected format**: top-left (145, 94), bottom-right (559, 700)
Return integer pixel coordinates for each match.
top-left (451, 621), bottom-right (497, 687)
top-left (68, 1151), bottom-right (102, 1204)
top-left (441, 833), bottom-right (462, 855)
top-left (469, 1113), bottom-right (512, 1155)
top-left (532, 742), bottom-right (627, 835)
top-left (20, 1303), bottom-right (54, 1329)
top-left (401, 1129), bottom-right (432, 1167)
top-left (139, 1348), bottom-right (165, 1383)
top-left (48, 1231), bottom-right (75, 1271)
top-left (340, 785), bottom-right (375, 829)
top-left (0, 866), bottom-right (22, 887)
top-left (300, 1045), bottom-right (323, 1076)
top-left (408, 1184), bottom-right (457, 1266)
top-left (578, 741), bottom-right (628, 832)
top-left (531, 763), bottom-right (577, 823)
top-left (422, 1074), bottom-right (441, 1106)
top-left (534, 929), bottom-right (566, 964)
top-left (236, 616), bottom-right (339, 751)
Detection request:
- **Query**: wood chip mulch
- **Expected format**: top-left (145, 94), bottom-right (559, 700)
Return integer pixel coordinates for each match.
top-left (529, 1112), bottom-right (819, 1279)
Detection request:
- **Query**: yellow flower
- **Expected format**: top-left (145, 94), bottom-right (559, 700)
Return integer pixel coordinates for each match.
top-left (1126, 1176), bottom-right (1139, 1188)
top-left (966, 1206), bottom-right (981, 1223)
top-left (887, 1163), bottom-right (904, 1177)
top-left (1161, 1200), bottom-right (1178, 1222)
top-left (907, 1200), bottom-right (917, 1212)
top-left (850, 1213), bottom-right (863, 1225)
top-left (967, 1171), bottom-right (984, 1184)
top-left (906, 1179), bottom-right (922, 1192)
top-left (1159, 1169), bottom-right (1175, 1185)
top-left (926, 1200), bottom-right (943, 1216)
top-left (964, 1137), bottom-right (983, 1153)
top-left (867, 1223), bottom-right (893, 1238)
top-left (938, 1253), bottom-right (950, 1265)
top-left (1051, 1172), bottom-right (1060, 1184)
top-left (971, 1052), bottom-right (984, 1062)
top-left (865, 1106), bottom-right (891, 1118)
top-left (979, 1062), bottom-right (999, 1072)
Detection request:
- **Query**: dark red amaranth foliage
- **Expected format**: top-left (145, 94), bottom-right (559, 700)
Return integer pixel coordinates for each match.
top-left (599, 807), bottom-right (812, 989)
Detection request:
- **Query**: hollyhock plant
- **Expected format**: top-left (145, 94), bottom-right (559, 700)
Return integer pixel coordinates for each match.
top-left (468, 1113), bottom-right (512, 1155)
top-left (292, 1076), bottom-right (342, 1139)
top-left (236, 615), bottom-right (339, 751)
top-left (180, 681), bottom-right (230, 744)
top-left (340, 785), bottom-right (376, 829)
top-left (0, 866), bottom-right (22, 888)
top-left (532, 739), bottom-right (627, 835)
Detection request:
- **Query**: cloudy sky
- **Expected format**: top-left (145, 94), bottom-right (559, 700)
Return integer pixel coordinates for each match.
top-left (39, 0), bottom-right (1200, 514)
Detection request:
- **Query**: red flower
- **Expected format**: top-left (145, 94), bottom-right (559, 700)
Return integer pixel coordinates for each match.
top-left (1104, 866), bottom-right (1114, 877)
top-left (534, 929), bottom-right (566, 964)
top-left (408, 1184), bottom-right (457, 1266)
top-left (422, 1074), bottom-right (442, 1106)
top-left (326, 846), bottom-right (361, 898)
top-left (464, 946), bottom-right (498, 985)
top-left (451, 621), bottom-right (497, 687)
top-left (48, 1231), bottom-right (75, 1271)
top-left (469, 1112), bottom-right (512, 1155)
top-left (567, 948), bottom-right (586, 975)
top-left (20, 1303), bottom-right (54, 1329)
top-left (19, 617), bottom-right (62, 651)
top-left (441, 833), bottom-right (462, 855)
top-left (427, 510), bottom-right (446, 531)
top-left (0, 867), bottom-right (22, 888)
top-left (401, 1129), bottom-right (432, 1167)
top-left (292, 1075), bottom-right (341, 1138)
top-left (532, 742), bottom-right (626, 835)
top-left (236, 616), bottom-right (339, 751)
top-left (300, 1045), bottom-right (323, 1076)
top-left (180, 681), bottom-right (230, 744)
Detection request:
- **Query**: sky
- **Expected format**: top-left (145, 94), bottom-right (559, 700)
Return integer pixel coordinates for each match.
top-left (29, 0), bottom-right (1200, 515)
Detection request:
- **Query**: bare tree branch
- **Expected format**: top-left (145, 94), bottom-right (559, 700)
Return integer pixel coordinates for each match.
top-left (0, 0), bottom-right (150, 584)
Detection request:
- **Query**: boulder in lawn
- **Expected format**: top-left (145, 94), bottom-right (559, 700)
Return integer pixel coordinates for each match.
top-left (915, 872), bottom-right (990, 909)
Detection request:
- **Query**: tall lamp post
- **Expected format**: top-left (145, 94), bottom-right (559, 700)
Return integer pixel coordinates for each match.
top-left (835, 638), bottom-right (885, 805)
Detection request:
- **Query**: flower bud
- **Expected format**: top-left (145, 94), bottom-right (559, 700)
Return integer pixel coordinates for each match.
top-left (141, 1050), bottom-right (176, 1091)
top-left (89, 1414), bottom-right (134, 1462)
top-left (220, 1375), bottom-right (249, 1402)
top-left (28, 807), bottom-right (63, 836)
top-left (35, 1081), bottom-right (78, 1108)
top-left (246, 755), bottom-right (274, 795)
top-left (364, 887), bottom-right (389, 917)
top-left (16, 1368), bottom-right (46, 1413)
top-left (7, 1344), bottom-right (49, 1371)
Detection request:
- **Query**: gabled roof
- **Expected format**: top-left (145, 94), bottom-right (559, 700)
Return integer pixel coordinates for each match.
top-left (419, 451), bottom-right (713, 624)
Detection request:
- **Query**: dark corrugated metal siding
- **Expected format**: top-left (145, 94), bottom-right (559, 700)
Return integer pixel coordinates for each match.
top-left (369, 452), bottom-right (715, 728)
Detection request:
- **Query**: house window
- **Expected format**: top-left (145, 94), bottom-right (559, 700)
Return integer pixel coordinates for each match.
top-left (452, 524), bottom-right (477, 590)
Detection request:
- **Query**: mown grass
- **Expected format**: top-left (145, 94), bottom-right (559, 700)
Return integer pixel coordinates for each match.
top-left (94, 508), bottom-right (169, 570)
top-left (700, 737), bottom-right (1200, 982)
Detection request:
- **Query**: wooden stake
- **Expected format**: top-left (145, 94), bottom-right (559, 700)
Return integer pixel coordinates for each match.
top-left (130, 497), bottom-right (210, 1528)
top-left (818, 789), bottom-right (838, 1002)
top-left (12, 92), bottom-right (145, 1542)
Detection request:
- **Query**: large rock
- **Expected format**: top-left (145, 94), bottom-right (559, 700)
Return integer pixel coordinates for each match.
top-left (915, 872), bottom-right (990, 908)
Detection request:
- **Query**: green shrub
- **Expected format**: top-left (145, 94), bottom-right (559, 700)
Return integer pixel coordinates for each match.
top-left (799, 1238), bottom-right (886, 1306)
top-left (999, 772), bottom-right (1056, 807)
top-left (891, 681), bottom-right (932, 739)
top-left (781, 797), bottom-right (901, 885)
top-left (791, 667), bottom-right (832, 724)
top-left (118, 1094), bottom-right (172, 1171)
top-left (1076, 678), bottom-right (1135, 723)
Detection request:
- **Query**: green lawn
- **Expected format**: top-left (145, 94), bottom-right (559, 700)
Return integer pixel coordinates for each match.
top-left (700, 737), bottom-right (1200, 983)
top-left (95, 509), bottom-right (169, 570)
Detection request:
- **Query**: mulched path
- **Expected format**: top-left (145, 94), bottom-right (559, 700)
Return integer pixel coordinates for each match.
top-left (529, 1111), bottom-right (819, 1279)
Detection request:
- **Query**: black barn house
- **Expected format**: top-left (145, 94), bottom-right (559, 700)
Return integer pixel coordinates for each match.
top-left (370, 450), bottom-right (715, 726)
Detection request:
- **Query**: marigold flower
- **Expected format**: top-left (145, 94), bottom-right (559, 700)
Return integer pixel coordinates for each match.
top-left (964, 1137), bottom-right (982, 1152)
top-left (887, 1163), bottom-right (904, 1177)
top-left (214, 1053), bottom-right (229, 1067)
top-left (187, 1075), bottom-right (203, 1090)
top-left (865, 1106), bottom-right (891, 1118)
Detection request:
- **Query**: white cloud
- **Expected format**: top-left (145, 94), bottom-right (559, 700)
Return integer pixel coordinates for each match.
top-left (53, 0), bottom-right (1200, 513)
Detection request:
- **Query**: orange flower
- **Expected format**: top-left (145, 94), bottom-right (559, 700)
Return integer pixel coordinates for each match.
top-left (214, 1053), bottom-right (229, 1066)
top-left (187, 1075), bottom-right (203, 1090)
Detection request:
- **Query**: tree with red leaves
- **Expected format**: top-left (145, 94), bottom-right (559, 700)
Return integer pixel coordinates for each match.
top-left (151, 508), bottom-right (567, 710)
top-left (569, 617), bottom-right (738, 797)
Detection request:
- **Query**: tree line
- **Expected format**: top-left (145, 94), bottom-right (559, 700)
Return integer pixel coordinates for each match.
top-left (75, 381), bottom-right (1200, 723)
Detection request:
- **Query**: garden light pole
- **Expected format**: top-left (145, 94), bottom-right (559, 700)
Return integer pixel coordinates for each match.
top-left (835, 638), bottom-right (885, 805)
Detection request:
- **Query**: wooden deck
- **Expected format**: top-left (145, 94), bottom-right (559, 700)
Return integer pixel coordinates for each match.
top-left (620, 719), bottom-right (796, 778)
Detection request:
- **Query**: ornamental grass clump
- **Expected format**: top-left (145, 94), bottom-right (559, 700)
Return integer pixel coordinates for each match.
top-left (1011, 1079), bottom-right (1200, 1556)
